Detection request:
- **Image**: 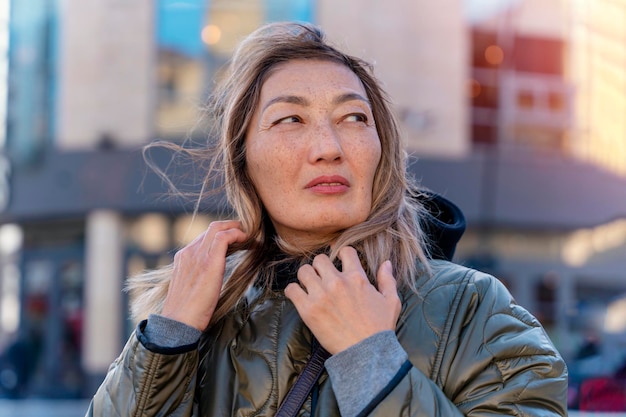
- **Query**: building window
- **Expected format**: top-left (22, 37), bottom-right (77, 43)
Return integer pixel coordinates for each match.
top-left (155, 0), bottom-right (314, 139)
top-left (517, 90), bottom-right (534, 109)
top-left (548, 91), bottom-right (565, 111)
top-left (6, 0), bottom-right (57, 166)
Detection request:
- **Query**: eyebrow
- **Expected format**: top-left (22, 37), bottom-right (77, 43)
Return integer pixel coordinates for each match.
top-left (261, 92), bottom-right (371, 113)
top-left (262, 95), bottom-right (309, 113)
top-left (334, 92), bottom-right (371, 107)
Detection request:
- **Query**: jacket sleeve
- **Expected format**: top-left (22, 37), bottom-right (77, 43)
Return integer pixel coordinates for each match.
top-left (85, 321), bottom-right (199, 417)
top-left (359, 271), bottom-right (568, 416)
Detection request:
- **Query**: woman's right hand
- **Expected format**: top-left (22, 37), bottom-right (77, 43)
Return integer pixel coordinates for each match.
top-left (161, 220), bottom-right (248, 331)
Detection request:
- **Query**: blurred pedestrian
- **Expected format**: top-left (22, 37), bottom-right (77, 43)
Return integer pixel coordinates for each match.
top-left (0, 327), bottom-right (42, 399)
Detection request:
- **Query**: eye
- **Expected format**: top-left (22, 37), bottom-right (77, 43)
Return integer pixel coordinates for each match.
top-left (344, 113), bottom-right (368, 123)
top-left (272, 115), bottom-right (302, 125)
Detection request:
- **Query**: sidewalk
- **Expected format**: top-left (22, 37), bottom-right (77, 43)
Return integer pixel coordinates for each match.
top-left (0, 400), bottom-right (625, 417)
top-left (0, 399), bottom-right (90, 417)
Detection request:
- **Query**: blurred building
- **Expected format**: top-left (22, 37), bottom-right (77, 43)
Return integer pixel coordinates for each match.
top-left (567, 0), bottom-right (626, 175)
top-left (457, 1), bottom-right (626, 402)
top-left (0, 0), bottom-right (625, 403)
top-left (318, 0), bottom-right (469, 157)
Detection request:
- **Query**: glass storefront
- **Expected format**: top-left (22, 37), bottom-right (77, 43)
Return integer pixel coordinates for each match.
top-left (0, 212), bottom-right (215, 399)
top-left (0, 220), bottom-right (85, 399)
top-left (6, 0), bottom-right (57, 166)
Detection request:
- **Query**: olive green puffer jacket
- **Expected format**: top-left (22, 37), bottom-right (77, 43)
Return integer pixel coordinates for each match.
top-left (86, 260), bottom-right (568, 416)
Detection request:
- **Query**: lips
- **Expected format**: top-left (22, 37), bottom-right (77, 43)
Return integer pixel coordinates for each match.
top-left (305, 175), bottom-right (350, 194)
top-left (305, 175), bottom-right (350, 189)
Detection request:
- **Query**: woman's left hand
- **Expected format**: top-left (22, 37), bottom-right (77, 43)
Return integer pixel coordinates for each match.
top-left (285, 246), bottom-right (401, 354)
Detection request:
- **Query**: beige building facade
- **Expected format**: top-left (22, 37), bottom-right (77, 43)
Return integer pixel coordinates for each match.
top-left (318, 0), bottom-right (469, 158)
top-left (567, 0), bottom-right (626, 176)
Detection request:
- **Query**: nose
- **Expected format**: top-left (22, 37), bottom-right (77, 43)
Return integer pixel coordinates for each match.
top-left (308, 121), bottom-right (343, 163)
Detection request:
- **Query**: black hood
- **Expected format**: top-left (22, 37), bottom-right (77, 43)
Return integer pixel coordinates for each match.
top-left (417, 192), bottom-right (466, 262)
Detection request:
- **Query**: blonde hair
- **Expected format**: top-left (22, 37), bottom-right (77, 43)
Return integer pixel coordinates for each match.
top-left (128, 22), bottom-right (431, 326)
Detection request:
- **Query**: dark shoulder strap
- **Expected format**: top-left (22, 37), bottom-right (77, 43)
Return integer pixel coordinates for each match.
top-left (276, 339), bottom-right (330, 417)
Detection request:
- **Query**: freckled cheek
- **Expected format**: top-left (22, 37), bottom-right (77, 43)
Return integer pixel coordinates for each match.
top-left (352, 139), bottom-right (382, 181)
top-left (363, 142), bottom-right (382, 203)
top-left (249, 147), bottom-right (297, 190)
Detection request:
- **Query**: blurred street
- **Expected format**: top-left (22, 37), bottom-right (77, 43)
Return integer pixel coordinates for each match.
top-left (0, 400), bottom-right (624, 417)
top-left (0, 400), bottom-right (90, 417)
top-left (0, 0), bottom-right (626, 414)
top-left (1, 400), bottom-right (626, 417)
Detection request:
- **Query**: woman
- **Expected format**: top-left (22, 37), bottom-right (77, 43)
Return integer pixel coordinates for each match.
top-left (87, 22), bottom-right (567, 416)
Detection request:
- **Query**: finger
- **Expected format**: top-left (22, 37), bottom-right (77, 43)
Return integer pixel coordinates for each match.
top-left (284, 281), bottom-right (308, 305)
top-left (201, 220), bottom-right (243, 245)
top-left (296, 264), bottom-right (322, 294)
top-left (377, 262), bottom-right (401, 320)
top-left (181, 220), bottom-right (242, 252)
top-left (209, 227), bottom-right (248, 255)
top-left (199, 229), bottom-right (247, 279)
top-left (376, 260), bottom-right (398, 297)
top-left (174, 223), bottom-right (246, 266)
top-left (336, 246), bottom-right (364, 274)
top-left (310, 253), bottom-right (339, 278)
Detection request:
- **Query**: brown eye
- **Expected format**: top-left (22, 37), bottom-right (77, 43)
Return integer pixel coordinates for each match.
top-left (273, 115), bottom-right (302, 125)
top-left (344, 113), bottom-right (368, 123)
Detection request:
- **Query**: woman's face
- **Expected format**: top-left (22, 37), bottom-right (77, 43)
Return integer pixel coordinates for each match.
top-left (245, 59), bottom-right (382, 247)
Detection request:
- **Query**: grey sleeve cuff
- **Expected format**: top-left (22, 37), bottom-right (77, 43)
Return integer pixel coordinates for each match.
top-left (142, 313), bottom-right (202, 348)
top-left (325, 330), bottom-right (409, 417)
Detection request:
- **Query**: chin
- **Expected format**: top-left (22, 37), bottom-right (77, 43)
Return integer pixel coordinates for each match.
top-left (315, 218), bottom-right (366, 234)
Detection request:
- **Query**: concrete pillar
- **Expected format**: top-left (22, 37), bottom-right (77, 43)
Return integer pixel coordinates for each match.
top-left (82, 210), bottom-right (124, 393)
top-left (555, 272), bottom-right (575, 357)
top-left (513, 273), bottom-right (536, 315)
